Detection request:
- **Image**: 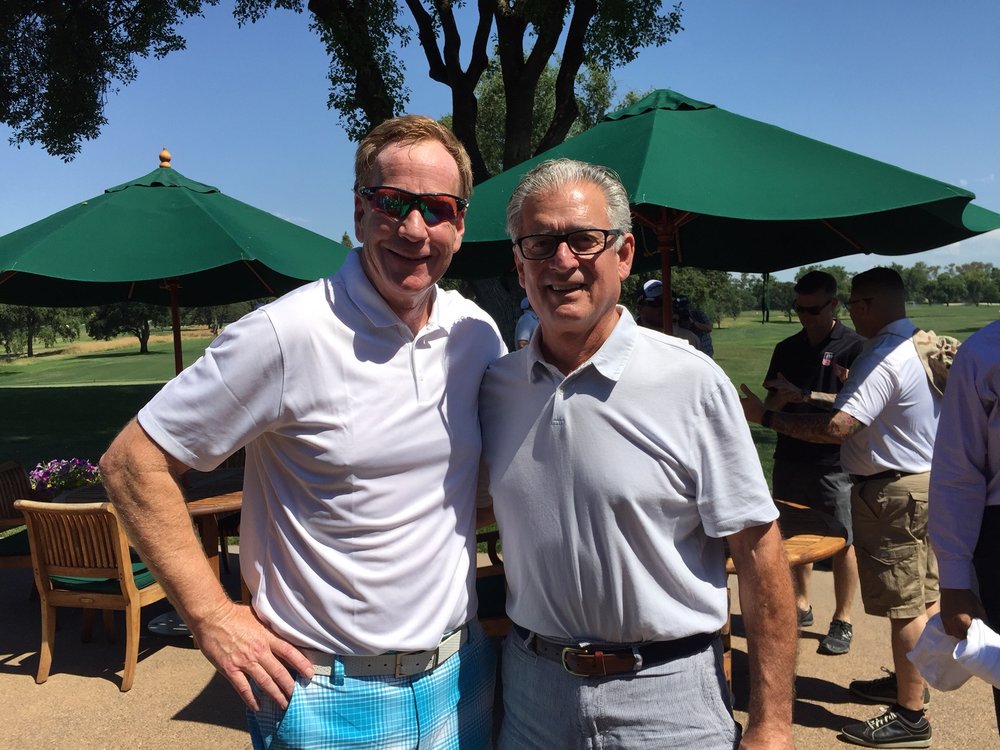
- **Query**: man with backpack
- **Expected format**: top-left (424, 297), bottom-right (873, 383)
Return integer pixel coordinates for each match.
top-left (741, 267), bottom-right (941, 748)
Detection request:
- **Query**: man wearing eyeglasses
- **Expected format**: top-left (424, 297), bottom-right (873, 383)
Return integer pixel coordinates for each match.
top-left (741, 267), bottom-right (940, 748)
top-left (100, 115), bottom-right (504, 749)
top-left (479, 158), bottom-right (796, 749)
top-left (760, 271), bottom-right (864, 657)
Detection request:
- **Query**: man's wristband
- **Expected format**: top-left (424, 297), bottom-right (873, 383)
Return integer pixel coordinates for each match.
top-left (761, 410), bottom-right (775, 429)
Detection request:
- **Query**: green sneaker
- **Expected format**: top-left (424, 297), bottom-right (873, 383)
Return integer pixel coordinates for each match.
top-left (841, 705), bottom-right (931, 748)
top-left (849, 668), bottom-right (930, 706)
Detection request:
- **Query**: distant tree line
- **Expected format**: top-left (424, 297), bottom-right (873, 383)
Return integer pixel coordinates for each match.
top-left (0, 301), bottom-right (263, 358)
top-left (762, 261), bottom-right (1000, 322)
top-left (2, 260), bottom-right (997, 357)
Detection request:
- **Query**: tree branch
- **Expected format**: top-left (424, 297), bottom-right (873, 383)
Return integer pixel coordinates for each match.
top-left (535, 0), bottom-right (596, 153)
top-left (402, 0), bottom-right (448, 83)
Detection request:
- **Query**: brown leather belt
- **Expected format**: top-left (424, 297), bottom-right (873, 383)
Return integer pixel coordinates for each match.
top-left (849, 469), bottom-right (914, 484)
top-left (513, 624), bottom-right (716, 677)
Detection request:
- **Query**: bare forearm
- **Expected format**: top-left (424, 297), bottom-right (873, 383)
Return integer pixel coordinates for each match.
top-left (100, 420), bottom-right (232, 625)
top-left (102, 420), bottom-right (312, 709)
top-left (730, 523), bottom-right (796, 742)
top-left (770, 410), bottom-right (860, 444)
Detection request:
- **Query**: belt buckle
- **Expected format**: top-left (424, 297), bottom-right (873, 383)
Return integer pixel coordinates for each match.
top-left (560, 645), bottom-right (643, 677)
top-left (561, 646), bottom-right (600, 677)
top-left (394, 647), bottom-right (440, 678)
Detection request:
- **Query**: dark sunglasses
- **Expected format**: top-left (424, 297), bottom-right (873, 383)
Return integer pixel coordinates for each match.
top-left (356, 185), bottom-right (468, 226)
top-left (793, 299), bottom-right (834, 315)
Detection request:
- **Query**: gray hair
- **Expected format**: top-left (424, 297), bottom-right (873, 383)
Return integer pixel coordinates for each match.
top-left (506, 158), bottom-right (633, 241)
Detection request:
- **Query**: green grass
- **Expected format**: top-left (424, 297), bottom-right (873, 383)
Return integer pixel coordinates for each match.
top-left (702, 304), bottom-right (998, 482)
top-left (0, 335), bottom-right (215, 468)
top-left (0, 336), bottom-right (215, 386)
top-left (1, 305), bottom-right (997, 481)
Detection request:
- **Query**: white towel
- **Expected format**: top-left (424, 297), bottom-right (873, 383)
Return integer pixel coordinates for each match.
top-left (907, 614), bottom-right (972, 691)
top-left (954, 618), bottom-right (1000, 689)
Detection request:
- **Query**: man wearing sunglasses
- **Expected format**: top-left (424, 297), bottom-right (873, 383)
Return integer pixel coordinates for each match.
top-left (479, 158), bottom-right (796, 749)
top-left (741, 267), bottom-right (941, 748)
top-left (100, 115), bottom-right (504, 749)
top-left (760, 271), bottom-right (864, 657)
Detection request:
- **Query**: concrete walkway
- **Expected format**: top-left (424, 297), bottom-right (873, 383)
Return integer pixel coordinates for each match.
top-left (2, 561), bottom-right (996, 748)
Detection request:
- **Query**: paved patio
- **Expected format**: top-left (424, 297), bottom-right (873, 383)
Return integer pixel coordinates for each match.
top-left (2, 559), bottom-right (996, 748)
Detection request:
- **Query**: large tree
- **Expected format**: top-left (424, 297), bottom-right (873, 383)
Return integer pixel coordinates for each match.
top-left (2, 1), bottom-right (683, 181)
top-left (0, 304), bottom-right (82, 357)
top-left (1, 0), bottom-right (210, 160)
top-left (87, 302), bottom-right (170, 353)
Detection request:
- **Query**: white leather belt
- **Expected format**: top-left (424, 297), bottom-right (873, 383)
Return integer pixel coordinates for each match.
top-left (302, 625), bottom-right (468, 678)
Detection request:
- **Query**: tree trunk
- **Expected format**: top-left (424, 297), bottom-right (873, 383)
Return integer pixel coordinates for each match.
top-left (470, 277), bottom-right (520, 350)
top-left (138, 320), bottom-right (151, 354)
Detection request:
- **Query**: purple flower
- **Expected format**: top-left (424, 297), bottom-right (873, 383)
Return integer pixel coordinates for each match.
top-left (29, 458), bottom-right (101, 496)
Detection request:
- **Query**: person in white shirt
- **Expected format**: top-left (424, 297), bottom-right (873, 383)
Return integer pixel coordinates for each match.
top-left (99, 115), bottom-right (505, 749)
top-left (741, 267), bottom-right (940, 748)
top-left (481, 158), bottom-right (796, 750)
top-left (929, 319), bottom-right (1000, 733)
top-left (514, 296), bottom-right (539, 348)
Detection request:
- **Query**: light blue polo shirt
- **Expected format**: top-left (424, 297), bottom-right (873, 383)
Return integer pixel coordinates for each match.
top-left (480, 309), bottom-right (776, 643)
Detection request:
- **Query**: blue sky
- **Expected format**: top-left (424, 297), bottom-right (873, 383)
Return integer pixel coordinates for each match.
top-left (1, 1), bottom-right (997, 282)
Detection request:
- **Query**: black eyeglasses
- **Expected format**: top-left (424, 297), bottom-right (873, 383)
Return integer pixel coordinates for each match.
top-left (515, 229), bottom-right (624, 260)
top-left (793, 299), bottom-right (834, 315)
top-left (356, 185), bottom-right (468, 226)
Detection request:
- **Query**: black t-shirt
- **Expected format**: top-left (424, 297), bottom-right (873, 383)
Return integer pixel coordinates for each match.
top-left (765, 320), bottom-right (865, 466)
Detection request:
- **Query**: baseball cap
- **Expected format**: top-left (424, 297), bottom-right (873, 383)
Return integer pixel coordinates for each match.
top-left (640, 279), bottom-right (663, 302)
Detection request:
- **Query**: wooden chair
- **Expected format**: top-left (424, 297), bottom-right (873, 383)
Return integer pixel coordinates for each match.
top-left (15, 499), bottom-right (168, 692)
top-left (476, 529), bottom-right (511, 638)
top-left (0, 460), bottom-right (35, 570)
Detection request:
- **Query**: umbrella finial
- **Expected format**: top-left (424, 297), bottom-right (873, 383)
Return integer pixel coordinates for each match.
top-left (159, 148), bottom-right (172, 168)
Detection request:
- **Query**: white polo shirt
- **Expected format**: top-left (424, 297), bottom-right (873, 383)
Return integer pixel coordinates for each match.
top-left (835, 317), bottom-right (941, 476)
top-left (480, 310), bottom-right (777, 643)
top-left (139, 250), bottom-right (505, 654)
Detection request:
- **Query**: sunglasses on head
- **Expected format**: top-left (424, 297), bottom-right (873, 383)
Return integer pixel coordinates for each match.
top-left (356, 185), bottom-right (468, 226)
top-left (793, 299), bottom-right (834, 315)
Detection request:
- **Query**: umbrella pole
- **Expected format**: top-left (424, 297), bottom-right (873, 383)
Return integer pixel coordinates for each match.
top-left (656, 208), bottom-right (677, 335)
top-left (167, 281), bottom-right (183, 375)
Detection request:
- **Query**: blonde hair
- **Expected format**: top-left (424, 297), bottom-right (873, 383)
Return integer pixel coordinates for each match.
top-left (354, 115), bottom-right (473, 199)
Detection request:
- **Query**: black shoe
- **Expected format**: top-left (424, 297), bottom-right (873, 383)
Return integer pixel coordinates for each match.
top-left (797, 606), bottom-right (814, 627)
top-left (841, 705), bottom-right (931, 748)
top-left (818, 619), bottom-right (853, 655)
top-left (849, 668), bottom-right (931, 705)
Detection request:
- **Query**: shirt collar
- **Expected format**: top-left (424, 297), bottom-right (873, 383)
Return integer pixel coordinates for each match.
top-left (523, 305), bottom-right (637, 383)
top-left (338, 249), bottom-right (441, 334)
top-left (876, 317), bottom-right (917, 340)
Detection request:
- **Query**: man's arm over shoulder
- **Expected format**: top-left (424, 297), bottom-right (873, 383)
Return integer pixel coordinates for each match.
top-left (100, 420), bottom-right (313, 710)
top-left (728, 521), bottom-right (796, 749)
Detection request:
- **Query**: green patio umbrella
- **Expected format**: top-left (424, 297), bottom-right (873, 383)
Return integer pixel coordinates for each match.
top-left (452, 89), bottom-right (1000, 321)
top-left (0, 150), bottom-right (350, 373)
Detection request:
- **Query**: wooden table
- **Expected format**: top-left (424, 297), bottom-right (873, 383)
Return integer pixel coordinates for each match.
top-left (181, 469), bottom-right (244, 578)
top-left (726, 498), bottom-right (848, 574)
top-left (722, 498), bottom-right (848, 695)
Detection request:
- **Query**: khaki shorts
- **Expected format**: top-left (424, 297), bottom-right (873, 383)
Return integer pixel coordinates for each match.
top-left (851, 472), bottom-right (939, 618)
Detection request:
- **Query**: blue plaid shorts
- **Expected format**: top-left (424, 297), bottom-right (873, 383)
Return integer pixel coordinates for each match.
top-left (248, 621), bottom-right (496, 749)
